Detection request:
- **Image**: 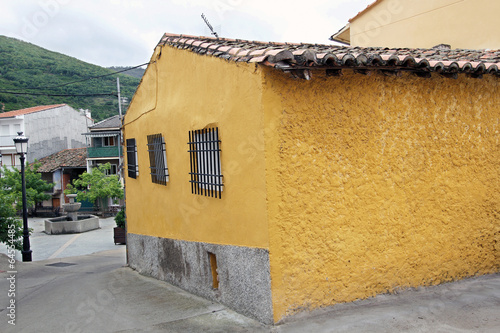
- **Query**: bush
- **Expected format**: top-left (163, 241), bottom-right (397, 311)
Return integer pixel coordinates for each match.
top-left (0, 193), bottom-right (24, 251)
top-left (115, 209), bottom-right (125, 229)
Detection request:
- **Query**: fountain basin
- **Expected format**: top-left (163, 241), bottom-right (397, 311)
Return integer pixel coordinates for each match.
top-left (45, 215), bottom-right (99, 234)
top-left (63, 202), bottom-right (81, 212)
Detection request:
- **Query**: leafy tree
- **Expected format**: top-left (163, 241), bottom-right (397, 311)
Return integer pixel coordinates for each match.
top-left (0, 162), bottom-right (55, 211)
top-left (65, 163), bottom-right (123, 212)
top-left (0, 192), bottom-right (24, 251)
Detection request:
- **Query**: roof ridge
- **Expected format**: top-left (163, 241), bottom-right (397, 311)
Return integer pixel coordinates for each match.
top-left (157, 33), bottom-right (500, 79)
top-left (58, 147), bottom-right (87, 152)
top-left (0, 104), bottom-right (67, 118)
top-left (348, 0), bottom-right (383, 23)
top-left (89, 114), bottom-right (120, 127)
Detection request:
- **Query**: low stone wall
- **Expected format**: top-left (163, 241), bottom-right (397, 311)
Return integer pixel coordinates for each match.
top-left (127, 233), bottom-right (274, 324)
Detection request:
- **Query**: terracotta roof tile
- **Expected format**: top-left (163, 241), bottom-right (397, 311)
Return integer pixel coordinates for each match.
top-left (36, 148), bottom-right (87, 173)
top-left (158, 33), bottom-right (500, 78)
top-left (0, 104), bottom-right (67, 118)
top-left (249, 56), bottom-right (267, 63)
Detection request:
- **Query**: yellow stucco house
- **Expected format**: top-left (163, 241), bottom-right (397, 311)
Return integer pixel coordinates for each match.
top-left (123, 33), bottom-right (500, 324)
top-left (331, 0), bottom-right (500, 49)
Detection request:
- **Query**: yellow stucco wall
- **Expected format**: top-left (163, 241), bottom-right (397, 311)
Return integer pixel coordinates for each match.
top-left (123, 46), bottom-right (269, 248)
top-left (125, 43), bottom-right (499, 323)
top-left (264, 69), bottom-right (500, 321)
top-left (350, 0), bottom-right (500, 49)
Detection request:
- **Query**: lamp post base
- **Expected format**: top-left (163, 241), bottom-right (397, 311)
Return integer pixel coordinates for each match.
top-left (22, 250), bottom-right (32, 262)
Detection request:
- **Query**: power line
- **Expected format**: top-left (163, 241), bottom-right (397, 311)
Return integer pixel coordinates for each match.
top-left (0, 91), bottom-right (116, 97)
top-left (4, 62), bottom-right (150, 92)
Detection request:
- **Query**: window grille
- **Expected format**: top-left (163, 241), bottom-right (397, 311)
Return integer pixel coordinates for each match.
top-left (147, 134), bottom-right (169, 185)
top-left (188, 127), bottom-right (223, 198)
top-left (126, 138), bottom-right (138, 179)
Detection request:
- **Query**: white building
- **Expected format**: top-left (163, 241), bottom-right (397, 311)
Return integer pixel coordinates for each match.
top-left (0, 104), bottom-right (92, 171)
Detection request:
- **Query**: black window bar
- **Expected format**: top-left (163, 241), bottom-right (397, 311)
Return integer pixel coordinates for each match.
top-left (126, 138), bottom-right (138, 179)
top-left (147, 134), bottom-right (168, 185)
top-left (188, 127), bottom-right (223, 198)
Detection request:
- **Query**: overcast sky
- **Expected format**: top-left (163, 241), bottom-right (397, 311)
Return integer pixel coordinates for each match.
top-left (1, 0), bottom-right (373, 68)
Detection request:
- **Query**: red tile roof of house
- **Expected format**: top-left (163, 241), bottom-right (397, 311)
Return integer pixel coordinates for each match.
top-left (0, 104), bottom-right (67, 118)
top-left (158, 33), bottom-right (500, 79)
top-left (36, 147), bottom-right (87, 173)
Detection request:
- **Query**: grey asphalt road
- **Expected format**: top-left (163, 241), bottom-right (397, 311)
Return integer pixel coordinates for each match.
top-left (0, 217), bottom-right (499, 332)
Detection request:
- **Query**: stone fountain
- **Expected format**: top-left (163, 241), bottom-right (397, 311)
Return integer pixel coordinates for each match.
top-left (45, 194), bottom-right (99, 234)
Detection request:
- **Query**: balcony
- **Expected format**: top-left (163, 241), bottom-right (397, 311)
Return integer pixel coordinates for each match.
top-left (0, 135), bottom-right (16, 147)
top-left (87, 146), bottom-right (121, 158)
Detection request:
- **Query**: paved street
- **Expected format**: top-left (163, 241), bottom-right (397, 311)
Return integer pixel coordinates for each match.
top-left (0, 217), bottom-right (499, 332)
top-left (0, 217), bottom-right (119, 261)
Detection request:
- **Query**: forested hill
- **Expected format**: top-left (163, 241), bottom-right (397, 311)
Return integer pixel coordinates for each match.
top-left (108, 66), bottom-right (145, 79)
top-left (0, 35), bottom-right (143, 122)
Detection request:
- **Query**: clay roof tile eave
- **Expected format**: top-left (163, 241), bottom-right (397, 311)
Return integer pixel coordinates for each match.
top-left (157, 33), bottom-right (500, 77)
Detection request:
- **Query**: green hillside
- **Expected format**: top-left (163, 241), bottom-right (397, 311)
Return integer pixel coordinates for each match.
top-left (108, 66), bottom-right (145, 79)
top-left (0, 36), bottom-right (142, 121)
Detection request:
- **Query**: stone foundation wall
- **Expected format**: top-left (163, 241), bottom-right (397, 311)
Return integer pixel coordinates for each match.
top-left (127, 233), bottom-right (273, 324)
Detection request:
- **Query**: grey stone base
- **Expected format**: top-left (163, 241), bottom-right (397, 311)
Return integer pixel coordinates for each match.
top-left (127, 233), bottom-right (273, 324)
top-left (44, 215), bottom-right (100, 234)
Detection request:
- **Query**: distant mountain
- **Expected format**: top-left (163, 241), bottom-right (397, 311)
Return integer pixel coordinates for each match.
top-left (108, 66), bottom-right (145, 79)
top-left (0, 36), bottom-right (141, 121)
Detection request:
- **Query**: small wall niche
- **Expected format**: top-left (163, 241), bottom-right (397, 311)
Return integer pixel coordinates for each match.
top-left (208, 252), bottom-right (219, 289)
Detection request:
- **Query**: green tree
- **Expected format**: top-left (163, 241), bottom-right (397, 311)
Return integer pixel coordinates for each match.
top-left (0, 192), bottom-right (23, 251)
top-left (0, 162), bottom-right (55, 211)
top-left (65, 163), bottom-right (123, 212)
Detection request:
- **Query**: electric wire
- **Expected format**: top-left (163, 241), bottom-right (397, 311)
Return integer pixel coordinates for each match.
top-left (0, 91), bottom-right (116, 97)
top-left (1, 62), bottom-right (150, 93)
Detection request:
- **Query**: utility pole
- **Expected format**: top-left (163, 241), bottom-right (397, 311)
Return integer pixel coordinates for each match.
top-left (117, 77), bottom-right (122, 120)
top-left (117, 77), bottom-right (124, 182)
top-left (117, 77), bottom-right (127, 263)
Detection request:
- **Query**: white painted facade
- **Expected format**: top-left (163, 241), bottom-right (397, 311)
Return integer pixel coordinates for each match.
top-left (0, 104), bottom-right (92, 172)
top-left (0, 116), bottom-right (24, 170)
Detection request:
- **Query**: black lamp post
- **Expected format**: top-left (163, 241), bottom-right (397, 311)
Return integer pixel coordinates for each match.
top-left (13, 132), bottom-right (31, 262)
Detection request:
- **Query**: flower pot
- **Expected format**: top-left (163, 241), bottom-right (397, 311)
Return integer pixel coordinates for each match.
top-left (113, 227), bottom-right (126, 244)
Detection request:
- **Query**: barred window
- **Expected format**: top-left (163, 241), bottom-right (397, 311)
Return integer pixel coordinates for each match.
top-left (147, 134), bottom-right (169, 185)
top-left (188, 127), bottom-right (223, 198)
top-left (126, 138), bottom-right (139, 179)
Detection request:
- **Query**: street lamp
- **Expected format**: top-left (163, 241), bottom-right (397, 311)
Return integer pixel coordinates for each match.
top-left (13, 132), bottom-right (31, 262)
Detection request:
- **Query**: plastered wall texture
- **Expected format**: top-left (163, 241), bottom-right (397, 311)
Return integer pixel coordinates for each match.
top-left (123, 46), bottom-right (269, 248)
top-left (264, 69), bottom-right (500, 320)
top-left (123, 47), bottom-right (273, 323)
top-left (124, 44), bottom-right (499, 324)
top-left (349, 0), bottom-right (500, 49)
top-left (24, 105), bottom-right (88, 162)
